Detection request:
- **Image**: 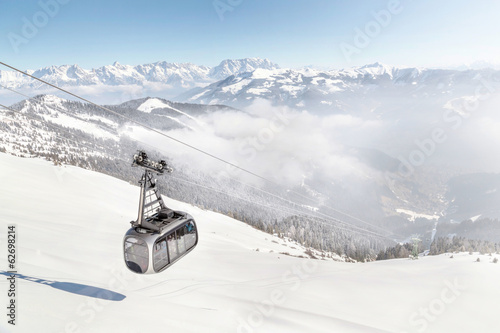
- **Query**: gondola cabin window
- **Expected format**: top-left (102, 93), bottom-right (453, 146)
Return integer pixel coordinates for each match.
top-left (153, 238), bottom-right (169, 272)
top-left (167, 232), bottom-right (179, 262)
top-left (161, 221), bottom-right (198, 267)
top-left (184, 221), bottom-right (197, 249)
top-left (124, 237), bottom-right (149, 273)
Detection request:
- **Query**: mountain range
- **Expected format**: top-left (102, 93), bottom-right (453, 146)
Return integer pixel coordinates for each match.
top-left (179, 62), bottom-right (500, 111)
top-left (0, 58), bottom-right (280, 103)
top-left (3, 59), bottom-right (499, 115)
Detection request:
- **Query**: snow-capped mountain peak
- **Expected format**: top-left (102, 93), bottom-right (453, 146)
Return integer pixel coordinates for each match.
top-left (137, 97), bottom-right (170, 113)
top-left (358, 62), bottom-right (395, 76)
top-left (209, 58), bottom-right (280, 80)
top-left (36, 94), bottom-right (68, 105)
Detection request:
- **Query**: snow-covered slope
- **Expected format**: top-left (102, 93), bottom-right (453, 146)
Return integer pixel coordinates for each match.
top-left (0, 153), bottom-right (498, 333)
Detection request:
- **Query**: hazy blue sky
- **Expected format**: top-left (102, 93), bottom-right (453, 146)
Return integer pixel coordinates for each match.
top-left (1, 0), bottom-right (499, 69)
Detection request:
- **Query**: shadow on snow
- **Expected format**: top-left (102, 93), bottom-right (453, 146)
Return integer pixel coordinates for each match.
top-left (0, 271), bottom-right (125, 301)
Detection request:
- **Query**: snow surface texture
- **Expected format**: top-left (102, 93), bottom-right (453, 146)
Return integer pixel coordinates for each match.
top-left (0, 153), bottom-right (498, 333)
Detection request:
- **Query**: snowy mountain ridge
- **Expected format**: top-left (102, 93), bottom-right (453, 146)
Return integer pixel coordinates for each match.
top-left (178, 63), bottom-right (500, 109)
top-left (0, 58), bottom-right (279, 92)
top-left (208, 58), bottom-right (279, 80)
top-left (4, 60), bottom-right (499, 113)
top-left (0, 94), bottom-right (233, 164)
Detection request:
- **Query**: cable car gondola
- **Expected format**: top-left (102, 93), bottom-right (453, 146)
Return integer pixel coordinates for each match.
top-left (123, 151), bottom-right (198, 274)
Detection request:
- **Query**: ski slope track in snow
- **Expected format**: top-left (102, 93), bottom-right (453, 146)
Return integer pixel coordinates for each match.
top-left (0, 153), bottom-right (499, 333)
